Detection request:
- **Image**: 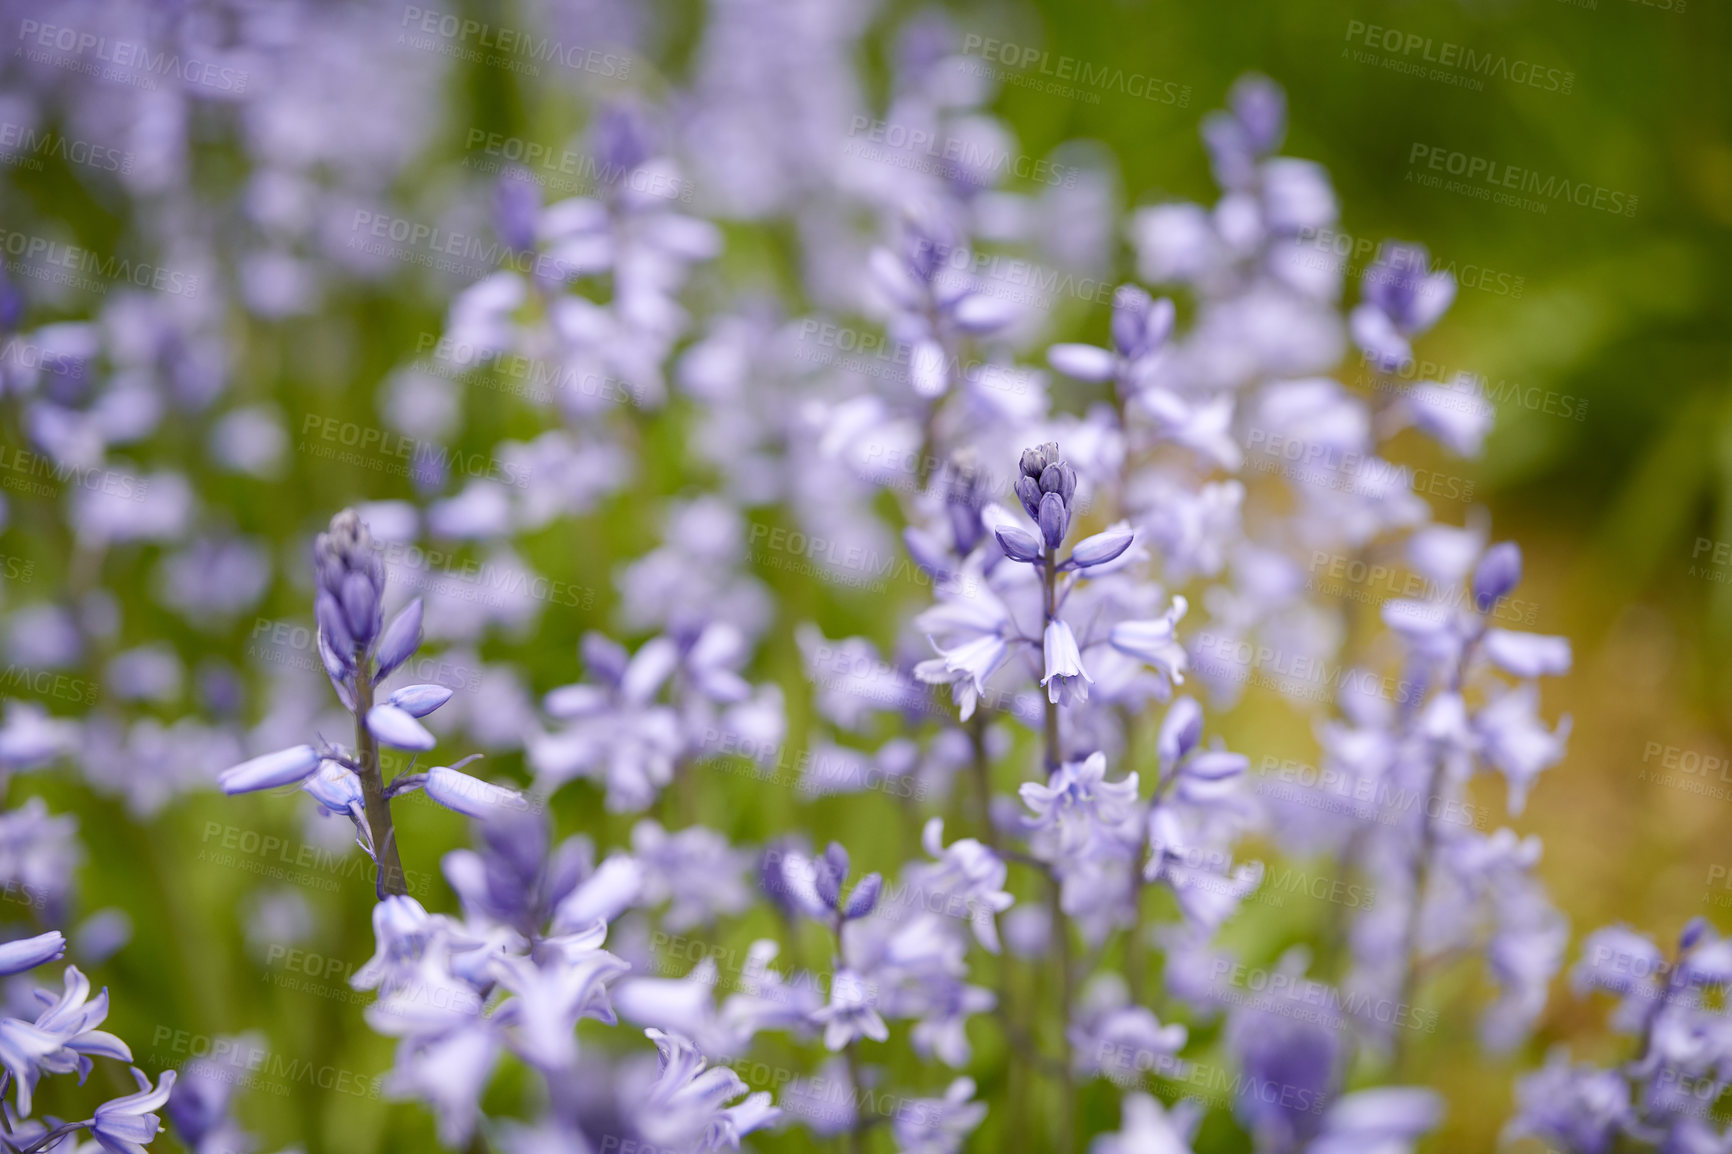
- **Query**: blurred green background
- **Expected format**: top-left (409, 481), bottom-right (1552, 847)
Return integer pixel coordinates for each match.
top-left (7, 0), bottom-right (1732, 1149)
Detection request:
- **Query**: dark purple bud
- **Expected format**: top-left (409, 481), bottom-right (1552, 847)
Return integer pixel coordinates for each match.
top-left (1472, 543), bottom-right (1522, 612)
top-left (994, 525), bottom-right (1043, 564)
top-left (1038, 463), bottom-right (1066, 496)
top-left (495, 171), bottom-right (540, 253)
top-left (1682, 917), bottom-right (1710, 950)
top-left (1038, 492), bottom-right (1068, 550)
top-left (1019, 446), bottom-right (1048, 481)
top-left (581, 632), bottom-right (631, 686)
top-left (945, 500), bottom-right (984, 557)
top-left (0, 270), bottom-right (22, 333)
top-left (374, 599), bottom-right (424, 681)
top-left (593, 102), bottom-right (652, 175)
top-left (315, 591), bottom-right (355, 660)
top-left (813, 858), bottom-right (843, 910)
top-left (1111, 286), bottom-right (1152, 356)
top-left (822, 842), bottom-right (850, 883)
top-left (1014, 475), bottom-right (1042, 519)
top-left (341, 570), bottom-right (381, 649)
top-left (843, 873), bottom-right (882, 920)
top-left (1230, 73), bottom-right (1286, 156)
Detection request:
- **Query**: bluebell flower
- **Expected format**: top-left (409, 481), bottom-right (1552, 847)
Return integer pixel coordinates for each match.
top-left (1307, 1087), bottom-right (1442, 1154)
top-left (0, 933), bottom-right (64, 976)
top-left (165, 1031), bottom-right (265, 1154)
top-left (1351, 243), bottom-right (1456, 371)
top-left (1203, 73), bottom-right (1286, 189)
top-left (811, 969), bottom-right (887, 1051)
top-left (88, 1066), bottom-right (177, 1154)
top-left (1020, 753), bottom-right (1141, 862)
top-left (891, 1077), bottom-right (986, 1154)
top-left (1067, 974), bottom-right (1186, 1088)
top-left (638, 1028), bottom-right (782, 1152)
top-left (912, 819), bottom-right (1014, 954)
top-left (630, 820), bottom-right (756, 932)
top-left (1048, 286), bottom-right (1176, 402)
top-left (1503, 1053), bottom-right (1631, 1154)
top-left (1041, 619), bottom-right (1094, 706)
top-left (1093, 1093), bottom-right (1202, 1154)
top-left (216, 744), bottom-right (321, 795)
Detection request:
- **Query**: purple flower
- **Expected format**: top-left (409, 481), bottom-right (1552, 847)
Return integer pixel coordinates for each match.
top-left (1351, 243), bottom-right (1456, 370)
top-left (313, 510), bottom-right (387, 662)
top-left (1041, 619), bottom-right (1094, 706)
top-left (638, 1028), bottom-right (781, 1151)
top-left (811, 969), bottom-right (887, 1051)
top-left (90, 1066), bottom-right (176, 1154)
top-left (217, 744), bottom-right (321, 794)
top-left (0, 932), bottom-right (65, 976)
top-left (1093, 1093), bottom-right (1201, 1154)
top-left (1308, 1087), bottom-right (1443, 1154)
top-left (891, 1077), bottom-right (986, 1154)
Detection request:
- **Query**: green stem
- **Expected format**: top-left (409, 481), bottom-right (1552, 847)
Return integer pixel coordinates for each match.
top-left (352, 656), bottom-right (408, 899)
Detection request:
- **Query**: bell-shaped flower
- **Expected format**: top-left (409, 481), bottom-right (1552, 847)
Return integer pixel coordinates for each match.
top-left (638, 1029), bottom-right (782, 1151)
top-left (1065, 525), bottom-right (1136, 571)
top-left (218, 745), bottom-right (321, 795)
top-left (1093, 1093), bottom-right (1202, 1154)
top-left (811, 969), bottom-right (887, 1051)
top-left (0, 932), bottom-right (64, 976)
top-left (386, 683), bottom-right (454, 718)
top-left (366, 704), bottom-right (437, 751)
top-left (89, 1067), bottom-right (176, 1154)
top-left (1041, 619), bottom-right (1094, 706)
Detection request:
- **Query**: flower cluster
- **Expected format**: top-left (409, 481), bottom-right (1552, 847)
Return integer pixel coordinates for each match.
top-left (0, 2), bottom-right (1641, 1151)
